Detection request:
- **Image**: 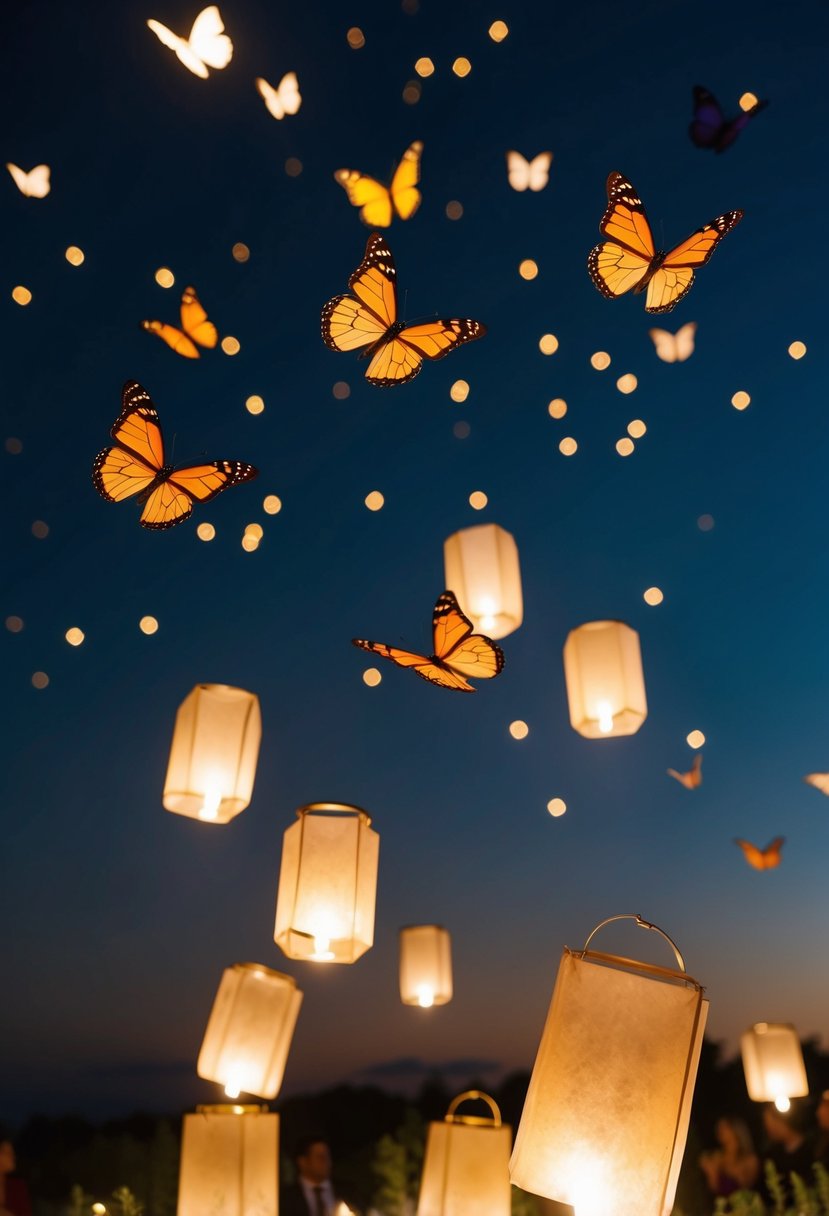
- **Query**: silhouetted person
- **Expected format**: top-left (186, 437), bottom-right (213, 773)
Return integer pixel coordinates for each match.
top-left (0, 1130), bottom-right (31, 1216)
top-left (815, 1089), bottom-right (829, 1168)
top-left (280, 1136), bottom-right (358, 1216)
top-left (699, 1115), bottom-right (760, 1198)
top-left (762, 1102), bottom-right (814, 1205)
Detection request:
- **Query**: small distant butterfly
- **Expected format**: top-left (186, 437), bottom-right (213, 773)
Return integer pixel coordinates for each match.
top-left (6, 163), bottom-right (50, 198)
top-left (804, 773), bottom-right (829, 796)
top-left (146, 5), bottom-right (232, 78)
top-left (142, 287), bottom-right (217, 359)
top-left (334, 142), bottom-right (423, 228)
top-left (506, 150), bottom-right (552, 192)
top-left (734, 836), bottom-right (785, 871)
top-left (588, 172), bottom-right (743, 313)
top-left (690, 86), bottom-right (768, 153)
top-left (649, 322), bottom-right (697, 363)
top-left (92, 381), bottom-right (257, 530)
top-left (667, 753), bottom-right (702, 790)
top-left (321, 232), bottom-right (486, 387)
top-left (256, 73), bottom-right (301, 120)
top-left (352, 590), bottom-right (505, 692)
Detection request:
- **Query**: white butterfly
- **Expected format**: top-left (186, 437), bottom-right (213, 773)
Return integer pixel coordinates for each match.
top-left (255, 73), bottom-right (302, 120)
top-left (649, 322), bottom-right (697, 364)
top-left (804, 773), bottom-right (829, 796)
top-left (506, 150), bottom-right (552, 192)
top-left (146, 6), bottom-right (233, 79)
top-left (6, 163), bottom-right (51, 198)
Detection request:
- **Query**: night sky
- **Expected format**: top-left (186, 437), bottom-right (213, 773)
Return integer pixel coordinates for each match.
top-left (3, 0), bottom-right (829, 1123)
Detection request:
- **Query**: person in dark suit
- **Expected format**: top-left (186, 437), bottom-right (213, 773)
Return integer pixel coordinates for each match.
top-left (280, 1136), bottom-right (357, 1216)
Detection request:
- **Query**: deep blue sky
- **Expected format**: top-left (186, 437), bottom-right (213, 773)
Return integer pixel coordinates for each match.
top-left (3, 0), bottom-right (828, 1122)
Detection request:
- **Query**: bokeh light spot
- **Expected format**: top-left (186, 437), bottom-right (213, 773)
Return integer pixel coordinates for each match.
top-left (6, 616), bottom-right (24, 633)
top-left (739, 91), bottom-right (759, 111)
top-left (31, 671), bottom-right (49, 690)
top-left (731, 390), bottom-right (750, 410)
top-left (346, 26), bottom-right (365, 48)
top-left (590, 350), bottom-right (611, 370)
top-left (445, 200), bottom-right (463, 220)
top-left (559, 437), bottom-right (578, 456)
top-left (450, 379), bottom-right (469, 403)
top-left (519, 259), bottom-right (538, 280)
top-left (469, 490), bottom-right (488, 510)
top-left (241, 535), bottom-right (259, 552)
top-left (12, 286), bottom-right (32, 306)
top-left (488, 19), bottom-right (509, 41)
top-left (65, 627), bottom-right (85, 646)
top-left (547, 797), bottom-right (567, 817)
top-left (548, 398), bottom-right (567, 419)
top-left (65, 246), bottom-right (85, 266)
top-left (539, 333), bottom-right (559, 355)
top-left (31, 520), bottom-right (49, 538)
top-left (244, 523), bottom-right (263, 540)
top-left (643, 587), bottom-right (664, 606)
top-left (263, 495), bottom-right (282, 514)
top-left (365, 491), bottom-right (385, 511)
top-left (197, 523), bottom-right (215, 541)
top-left (245, 395), bottom-right (264, 415)
top-left (139, 616), bottom-right (158, 635)
top-left (616, 373), bottom-right (637, 394)
top-left (452, 57), bottom-right (471, 77)
top-left (453, 420), bottom-right (470, 439)
top-left (509, 720), bottom-right (529, 739)
top-left (221, 336), bottom-right (240, 356)
top-left (363, 668), bottom-right (382, 687)
top-left (788, 341), bottom-right (806, 360)
top-left (627, 419), bottom-right (647, 438)
top-left (402, 81), bottom-right (421, 104)
top-left (5, 437), bottom-right (22, 454)
top-left (687, 730), bottom-right (705, 749)
top-left (155, 267), bottom-right (174, 288)
top-left (332, 381), bottom-right (351, 399)
top-left (232, 242), bottom-right (250, 263)
top-left (615, 438), bottom-right (634, 457)
top-left (285, 158), bottom-right (303, 177)
top-left (415, 57), bottom-right (434, 77)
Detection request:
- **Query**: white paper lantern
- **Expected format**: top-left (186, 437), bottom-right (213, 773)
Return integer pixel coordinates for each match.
top-left (741, 1022), bottom-right (808, 1106)
top-left (274, 803), bottom-right (379, 963)
top-left (563, 620), bottom-right (647, 738)
top-left (177, 1104), bottom-right (278, 1216)
top-left (417, 1091), bottom-right (511, 1216)
top-left (197, 963), bottom-right (302, 1099)
top-left (443, 523), bottom-right (523, 639)
top-left (399, 925), bottom-right (453, 1007)
top-left (510, 914), bottom-right (708, 1216)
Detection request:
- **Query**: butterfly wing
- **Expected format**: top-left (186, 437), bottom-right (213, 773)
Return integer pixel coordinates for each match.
top-left (322, 233), bottom-right (397, 355)
top-left (93, 446), bottom-right (158, 503)
top-left (805, 772), bottom-right (829, 795)
top-left (389, 141), bottom-right (423, 221)
top-left (92, 381), bottom-right (164, 503)
top-left (147, 18), bottom-right (209, 77)
top-left (142, 320), bottom-right (201, 359)
top-left (689, 86), bottom-right (726, 148)
top-left (735, 837), bottom-right (785, 870)
top-left (649, 322), bottom-right (696, 362)
top-left (139, 481), bottom-right (195, 529)
top-left (432, 590), bottom-right (505, 682)
top-left (646, 210), bottom-right (743, 314)
top-left (527, 152), bottom-right (552, 191)
top-left (506, 151), bottom-right (531, 191)
top-left (351, 638), bottom-right (474, 692)
top-left (168, 460), bottom-right (258, 503)
top-left (399, 319), bottom-right (486, 361)
top-left (588, 173), bottom-right (656, 299)
top-left (735, 838), bottom-right (765, 870)
top-left (180, 286), bottom-right (218, 348)
top-left (6, 163), bottom-right (50, 198)
top-left (321, 295), bottom-right (388, 353)
top-left (256, 73), bottom-right (301, 119)
top-left (335, 170), bottom-right (394, 228)
top-left (256, 77), bottom-right (284, 120)
top-left (188, 5), bottom-right (233, 69)
top-left (364, 338), bottom-right (424, 387)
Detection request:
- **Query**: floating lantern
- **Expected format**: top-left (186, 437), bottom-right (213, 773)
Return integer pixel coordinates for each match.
top-left (400, 925), bottom-right (453, 1008)
top-left (510, 914), bottom-right (708, 1216)
top-left (163, 684), bottom-right (262, 823)
top-left (274, 802), bottom-right (379, 963)
top-left (177, 1104), bottom-right (278, 1216)
top-left (443, 523), bottom-right (523, 639)
top-left (741, 1022), bottom-right (808, 1109)
top-left (417, 1091), bottom-right (511, 1216)
top-left (197, 963), bottom-right (302, 1099)
top-left (562, 620), bottom-right (647, 737)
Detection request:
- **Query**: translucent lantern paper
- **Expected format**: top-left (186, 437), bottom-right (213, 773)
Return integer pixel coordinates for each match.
top-left (177, 1105), bottom-right (278, 1216)
top-left (274, 803), bottom-right (379, 963)
top-left (400, 925), bottom-right (453, 1007)
top-left (417, 1091), bottom-right (511, 1216)
top-left (443, 523), bottom-right (523, 639)
top-left (197, 963), bottom-right (302, 1099)
top-left (163, 684), bottom-right (262, 823)
top-left (741, 1023), bottom-right (808, 1104)
top-left (563, 619), bottom-right (647, 738)
top-left (510, 915), bottom-right (708, 1216)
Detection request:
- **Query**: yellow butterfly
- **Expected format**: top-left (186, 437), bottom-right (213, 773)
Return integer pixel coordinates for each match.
top-left (734, 837), bottom-right (784, 871)
top-left (146, 5), bottom-right (233, 78)
top-left (506, 150), bottom-right (552, 192)
top-left (334, 142), bottom-right (423, 228)
top-left (588, 172), bottom-right (743, 313)
top-left (6, 163), bottom-right (50, 198)
top-left (256, 73), bottom-right (301, 120)
top-left (321, 233), bottom-right (486, 387)
top-left (142, 287), bottom-right (218, 359)
top-left (667, 753), bottom-right (702, 790)
top-left (649, 322), bottom-right (697, 363)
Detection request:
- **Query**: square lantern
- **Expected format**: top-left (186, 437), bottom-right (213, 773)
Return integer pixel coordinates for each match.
top-left (399, 925), bottom-right (453, 1008)
top-left (510, 915), bottom-right (708, 1216)
top-left (741, 1022), bottom-right (808, 1106)
top-left (177, 1104), bottom-right (278, 1216)
top-left (163, 684), bottom-right (262, 823)
top-left (563, 619), bottom-right (647, 738)
top-left (443, 523), bottom-right (523, 640)
top-left (417, 1091), bottom-right (511, 1216)
top-left (197, 963), bottom-right (302, 1100)
top-left (274, 802), bottom-right (379, 963)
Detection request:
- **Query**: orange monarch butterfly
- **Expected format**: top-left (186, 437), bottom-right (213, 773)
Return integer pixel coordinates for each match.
top-left (334, 141), bottom-right (423, 227)
top-left (588, 172), bottom-right (743, 313)
top-left (142, 286), bottom-right (218, 358)
top-left (353, 590), bottom-right (505, 692)
top-left (321, 233), bottom-right (486, 387)
top-left (734, 836), bottom-right (784, 871)
top-left (92, 381), bottom-right (258, 530)
top-left (667, 753), bottom-right (702, 790)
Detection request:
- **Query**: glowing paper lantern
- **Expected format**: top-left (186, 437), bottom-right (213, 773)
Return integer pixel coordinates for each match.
top-left (741, 1022), bottom-right (808, 1107)
top-left (163, 684), bottom-right (262, 823)
top-left (443, 523), bottom-right (523, 639)
top-left (400, 925), bottom-right (453, 1008)
top-left (197, 963), bottom-right (302, 1099)
top-left (417, 1091), bottom-right (511, 1216)
top-left (274, 802), bottom-right (379, 963)
top-left (563, 619), bottom-right (647, 737)
top-left (177, 1105), bottom-right (278, 1216)
top-left (510, 914), bottom-right (708, 1216)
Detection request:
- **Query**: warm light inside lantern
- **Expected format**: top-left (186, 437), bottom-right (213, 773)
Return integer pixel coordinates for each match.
top-left (597, 699), bottom-right (614, 734)
top-left (417, 986), bottom-right (435, 1008)
top-left (177, 1105), bottom-right (278, 1216)
top-left (400, 925), bottom-right (453, 1008)
top-left (562, 620), bottom-right (647, 738)
top-left (740, 1022), bottom-right (808, 1104)
top-left (775, 1095), bottom-right (791, 1112)
top-left (417, 1091), bottom-right (511, 1216)
top-left (443, 523), bottom-right (523, 640)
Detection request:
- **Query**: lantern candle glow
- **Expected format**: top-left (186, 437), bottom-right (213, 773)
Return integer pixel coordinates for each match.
top-left (741, 1022), bottom-right (808, 1108)
top-left (163, 684), bottom-right (262, 823)
top-left (443, 523), bottom-right (523, 639)
top-left (563, 619), bottom-right (647, 738)
top-left (399, 925), bottom-right (453, 1007)
top-left (417, 1091), bottom-right (511, 1216)
top-left (177, 1104), bottom-right (278, 1216)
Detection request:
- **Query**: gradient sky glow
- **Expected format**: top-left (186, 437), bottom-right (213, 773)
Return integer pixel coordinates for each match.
top-left (3, 0), bottom-right (829, 1122)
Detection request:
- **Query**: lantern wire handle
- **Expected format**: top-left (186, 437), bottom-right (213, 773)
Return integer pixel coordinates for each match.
top-left (445, 1090), bottom-right (501, 1126)
top-left (581, 913), bottom-right (685, 973)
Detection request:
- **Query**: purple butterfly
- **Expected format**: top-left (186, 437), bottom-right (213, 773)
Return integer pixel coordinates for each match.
top-left (689, 85), bottom-right (768, 153)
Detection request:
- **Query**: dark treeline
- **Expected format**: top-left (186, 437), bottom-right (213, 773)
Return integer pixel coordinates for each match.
top-left (9, 1037), bottom-right (829, 1216)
